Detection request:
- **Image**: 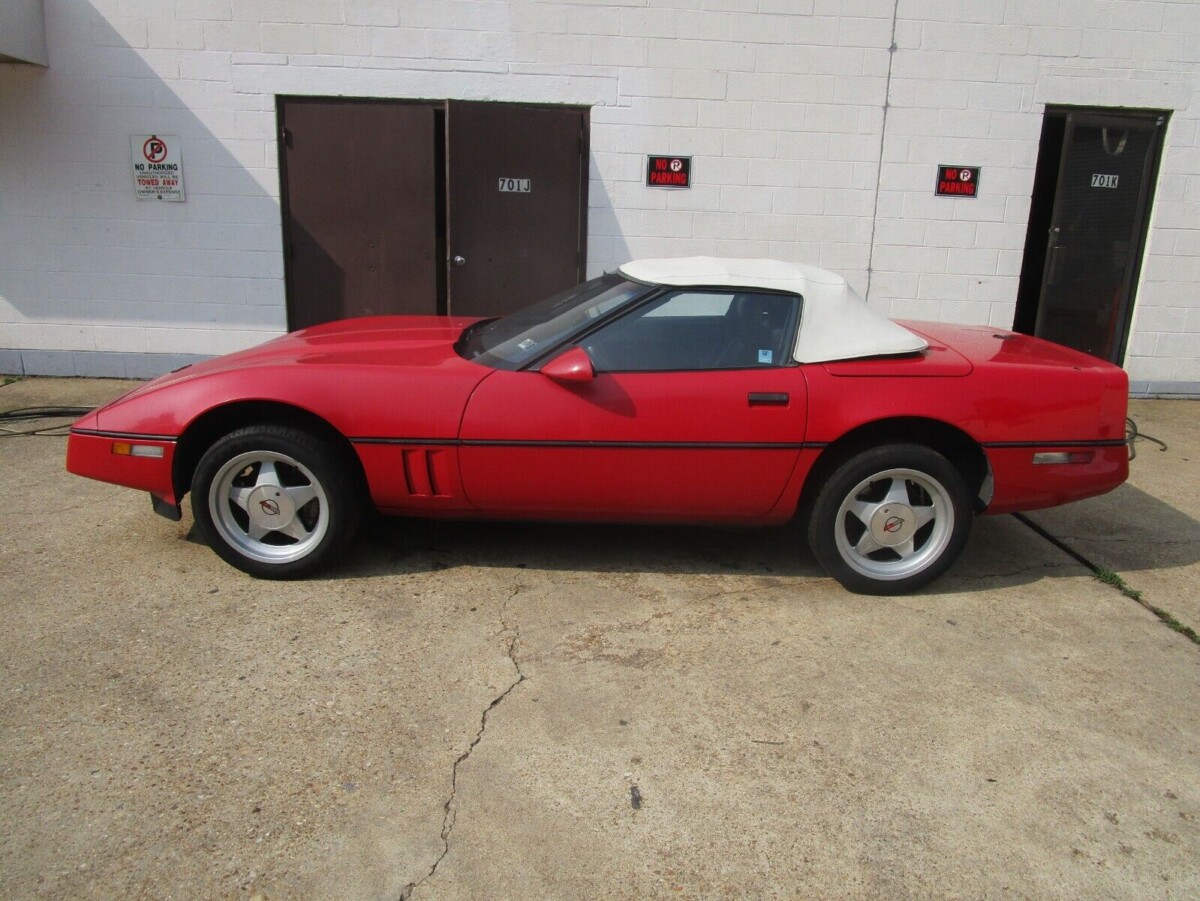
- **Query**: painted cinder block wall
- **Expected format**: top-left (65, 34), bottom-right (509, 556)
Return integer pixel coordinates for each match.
top-left (0, 0), bottom-right (1196, 393)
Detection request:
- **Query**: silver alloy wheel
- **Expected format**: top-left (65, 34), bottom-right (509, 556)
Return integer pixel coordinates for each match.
top-left (833, 466), bottom-right (954, 582)
top-left (208, 450), bottom-right (330, 565)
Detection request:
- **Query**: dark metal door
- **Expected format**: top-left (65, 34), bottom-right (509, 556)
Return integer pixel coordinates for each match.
top-left (280, 99), bottom-right (439, 329)
top-left (447, 101), bottom-right (587, 317)
top-left (1035, 112), bottom-right (1164, 362)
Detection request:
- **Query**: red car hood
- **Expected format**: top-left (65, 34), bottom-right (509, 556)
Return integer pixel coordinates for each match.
top-left (112, 316), bottom-right (477, 398)
top-left (85, 316), bottom-right (488, 439)
top-left (181, 315), bottom-right (474, 375)
top-left (276, 315), bottom-right (476, 355)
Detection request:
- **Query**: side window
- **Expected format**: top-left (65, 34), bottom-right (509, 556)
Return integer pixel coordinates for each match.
top-left (582, 290), bottom-right (800, 372)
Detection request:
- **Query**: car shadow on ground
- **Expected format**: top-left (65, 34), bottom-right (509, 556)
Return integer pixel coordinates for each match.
top-left (318, 512), bottom-right (1088, 596)
top-left (344, 513), bottom-right (818, 578)
top-left (1023, 481), bottom-right (1200, 574)
top-left (179, 482), bottom-right (1195, 595)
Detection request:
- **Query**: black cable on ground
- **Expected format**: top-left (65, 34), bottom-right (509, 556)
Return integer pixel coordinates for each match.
top-left (0, 406), bottom-right (96, 438)
top-left (0, 406), bottom-right (95, 421)
top-left (1126, 416), bottom-right (1167, 461)
top-left (1013, 512), bottom-right (1199, 646)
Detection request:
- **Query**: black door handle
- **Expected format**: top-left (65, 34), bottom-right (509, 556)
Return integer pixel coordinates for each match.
top-left (748, 392), bottom-right (789, 406)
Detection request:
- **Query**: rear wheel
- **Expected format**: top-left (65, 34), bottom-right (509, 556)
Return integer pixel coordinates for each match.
top-left (807, 444), bottom-right (972, 595)
top-left (191, 425), bottom-right (362, 579)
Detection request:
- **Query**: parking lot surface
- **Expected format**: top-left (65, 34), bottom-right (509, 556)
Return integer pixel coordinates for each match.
top-left (1, 378), bottom-right (1197, 899)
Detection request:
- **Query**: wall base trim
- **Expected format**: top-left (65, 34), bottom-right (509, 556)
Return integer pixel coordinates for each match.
top-left (1128, 380), bottom-right (1200, 399)
top-left (0, 348), bottom-right (212, 380)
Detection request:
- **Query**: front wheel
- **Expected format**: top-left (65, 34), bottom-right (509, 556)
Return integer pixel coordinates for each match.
top-left (191, 425), bottom-right (363, 579)
top-left (807, 444), bottom-right (972, 595)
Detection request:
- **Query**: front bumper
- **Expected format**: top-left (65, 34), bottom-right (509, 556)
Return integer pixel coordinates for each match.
top-left (66, 428), bottom-right (179, 504)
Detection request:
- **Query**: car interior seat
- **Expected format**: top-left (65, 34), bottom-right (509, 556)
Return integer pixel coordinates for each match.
top-left (712, 293), bottom-right (789, 368)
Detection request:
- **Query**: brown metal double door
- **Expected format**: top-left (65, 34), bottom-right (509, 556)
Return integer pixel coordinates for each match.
top-left (280, 98), bottom-right (587, 330)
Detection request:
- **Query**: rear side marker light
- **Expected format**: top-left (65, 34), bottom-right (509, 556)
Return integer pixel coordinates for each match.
top-left (1032, 451), bottom-right (1095, 465)
top-left (112, 442), bottom-right (164, 459)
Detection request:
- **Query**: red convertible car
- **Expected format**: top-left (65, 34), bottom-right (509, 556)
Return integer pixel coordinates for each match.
top-left (66, 258), bottom-right (1129, 594)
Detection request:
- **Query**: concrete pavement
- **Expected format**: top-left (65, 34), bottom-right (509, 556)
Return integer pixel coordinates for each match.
top-left (1026, 398), bottom-right (1200, 636)
top-left (1, 378), bottom-right (1197, 899)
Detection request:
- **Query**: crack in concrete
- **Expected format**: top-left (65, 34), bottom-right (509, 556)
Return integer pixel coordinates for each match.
top-left (1013, 513), bottom-right (1199, 647)
top-left (1053, 534), bottom-right (1193, 548)
top-left (400, 580), bottom-right (791, 898)
top-left (399, 584), bottom-right (526, 901)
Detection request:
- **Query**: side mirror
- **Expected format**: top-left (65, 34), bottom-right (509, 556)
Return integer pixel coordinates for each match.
top-left (540, 346), bottom-right (595, 383)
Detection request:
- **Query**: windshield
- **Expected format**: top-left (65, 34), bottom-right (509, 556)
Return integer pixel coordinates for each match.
top-left (456, 272), bottom-right (651, 369)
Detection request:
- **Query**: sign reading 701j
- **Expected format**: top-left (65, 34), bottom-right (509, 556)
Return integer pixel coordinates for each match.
top-left (131, 135), bottom-right (186, 202)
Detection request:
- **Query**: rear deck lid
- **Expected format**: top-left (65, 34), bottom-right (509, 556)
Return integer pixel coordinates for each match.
top-left (821, 325), bottom-right (972, 377)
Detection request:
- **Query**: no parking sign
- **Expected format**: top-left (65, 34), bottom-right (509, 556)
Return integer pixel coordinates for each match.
top-left (935, 165), bottom-right (979, 197)
top-left (646, 155), bottom-right (692, 188)
top-left (131, 135), bottom-right (186, 202)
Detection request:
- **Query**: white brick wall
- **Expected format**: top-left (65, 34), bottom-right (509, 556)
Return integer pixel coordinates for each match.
top-left (0, 0), bottom-right (1197, 390)
top-left (874, 1), bottom-right (1200, 389)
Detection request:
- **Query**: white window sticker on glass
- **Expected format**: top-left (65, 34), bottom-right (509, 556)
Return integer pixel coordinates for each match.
top-left (758, 349), bottom-right (773, 364)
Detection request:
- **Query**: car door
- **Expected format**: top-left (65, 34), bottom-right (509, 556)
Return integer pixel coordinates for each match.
top-left (457, 289), bottom-right (808, 521)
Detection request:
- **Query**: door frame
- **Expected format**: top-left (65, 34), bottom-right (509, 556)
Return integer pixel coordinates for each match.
top-left (1013, 105), bottom-right (1168, 365)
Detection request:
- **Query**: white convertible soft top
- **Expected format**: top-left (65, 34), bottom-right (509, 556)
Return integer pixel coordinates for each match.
top-left (619, 256), bottom-right (928, 364)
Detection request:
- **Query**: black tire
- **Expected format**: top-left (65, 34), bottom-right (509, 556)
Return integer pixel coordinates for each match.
top-left (807, 443), bottom-right (972, 595)
top-left (191, 425), bottom-right (363, 579)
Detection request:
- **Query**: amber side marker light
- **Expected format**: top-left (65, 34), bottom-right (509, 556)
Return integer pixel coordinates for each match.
top-left (111, 442), bottom-right (164, 459)
top-left (1032, 451), bottom-right (1095, 465)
